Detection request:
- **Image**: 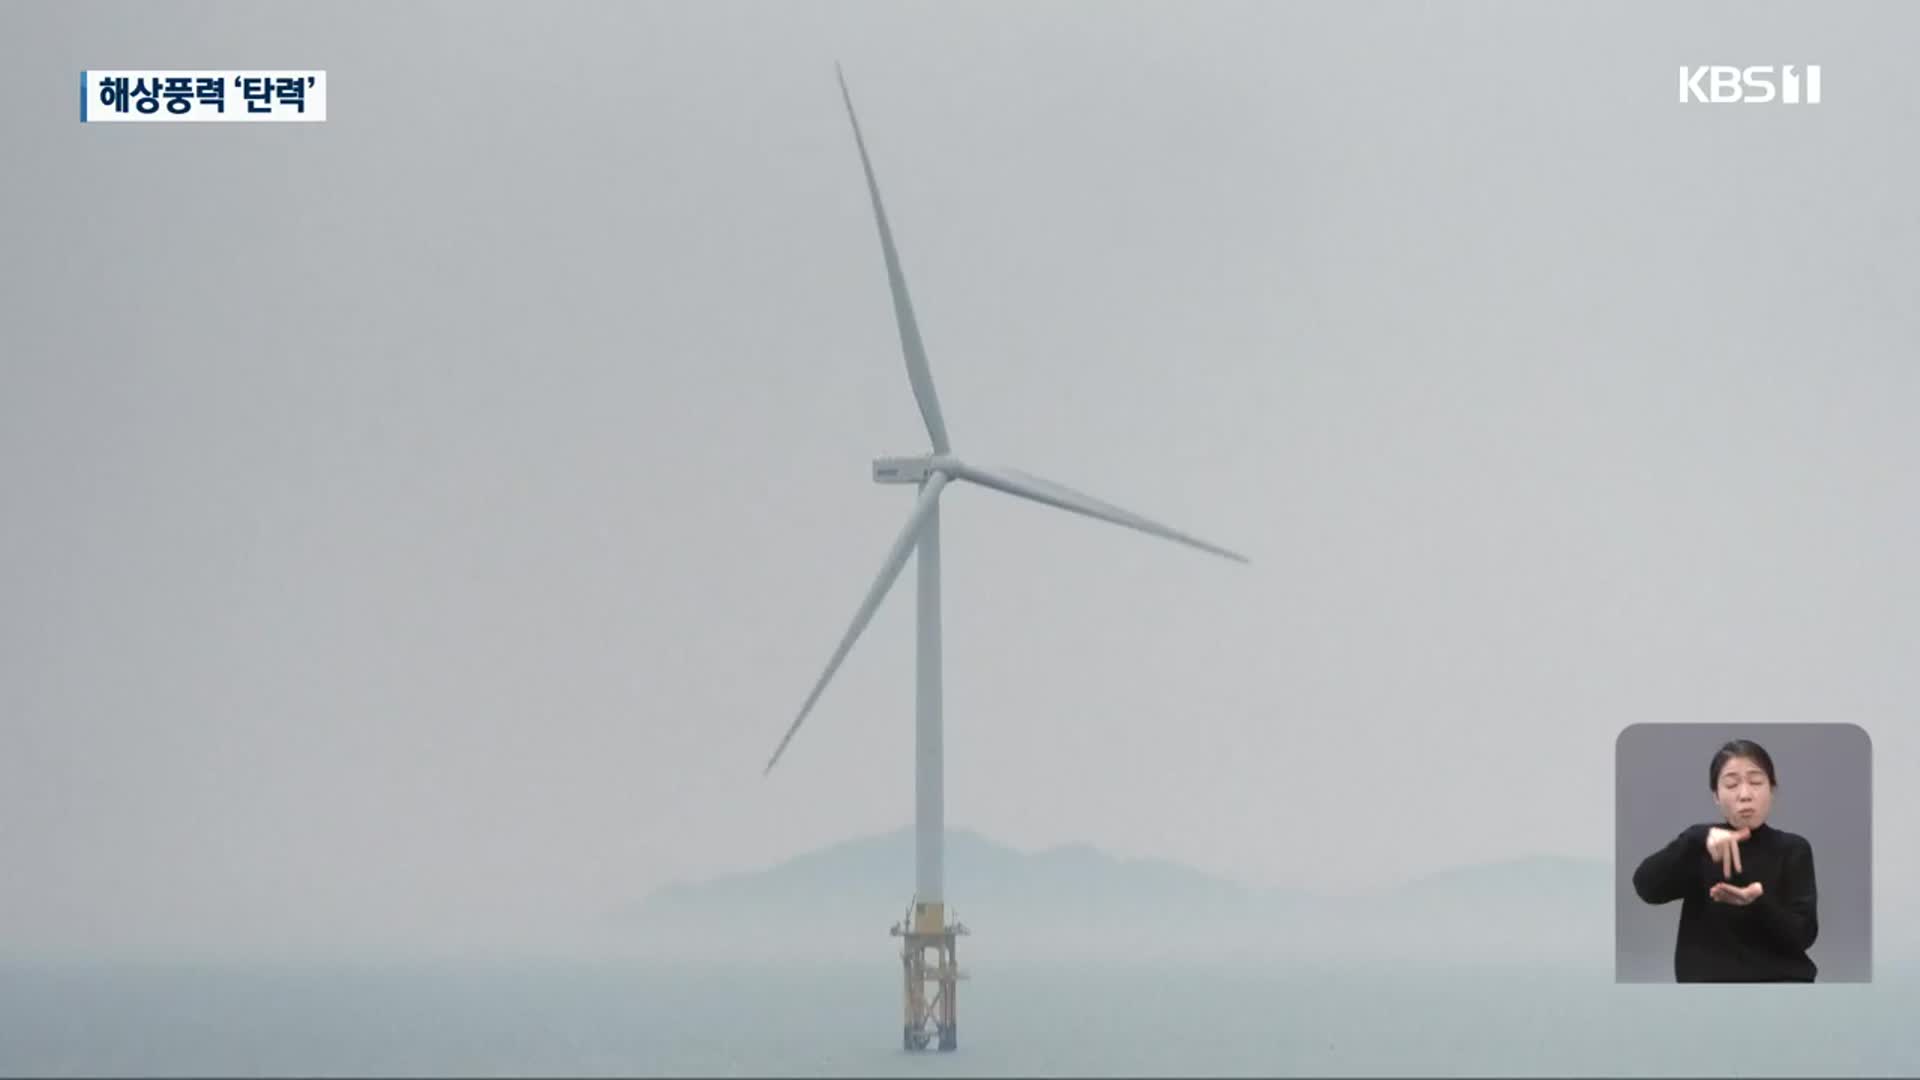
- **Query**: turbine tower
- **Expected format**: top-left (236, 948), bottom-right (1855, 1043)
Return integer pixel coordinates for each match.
top-left (763, 67), bottom-right (1249, 1053)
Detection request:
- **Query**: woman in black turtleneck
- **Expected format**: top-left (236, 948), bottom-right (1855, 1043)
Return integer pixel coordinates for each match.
top-left (1632, 739), bottom-right (1819, 982)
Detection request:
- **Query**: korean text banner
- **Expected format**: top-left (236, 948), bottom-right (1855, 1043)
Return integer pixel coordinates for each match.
top-left (83, 71), bottom-right (326, 122)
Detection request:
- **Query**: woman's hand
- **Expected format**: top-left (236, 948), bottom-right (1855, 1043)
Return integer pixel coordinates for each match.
top-left (1710, 881), bottom-right (1764, 906)
top-left (1705, 826), bottom-right (1751, 878)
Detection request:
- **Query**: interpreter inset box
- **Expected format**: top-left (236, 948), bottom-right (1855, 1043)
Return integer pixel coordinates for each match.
top-left (1615, 723), bottom-right (1871, 983)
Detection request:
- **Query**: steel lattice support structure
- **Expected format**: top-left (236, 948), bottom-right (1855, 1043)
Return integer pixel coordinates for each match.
top-left (892, 902), bottom-right (966, 1052)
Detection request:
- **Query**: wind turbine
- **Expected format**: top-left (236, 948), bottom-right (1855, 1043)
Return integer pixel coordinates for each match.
top-left (763, 67), bottom-right (1249, 1052)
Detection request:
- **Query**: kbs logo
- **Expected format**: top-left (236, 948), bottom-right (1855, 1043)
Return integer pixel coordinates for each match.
top-left (1679, 65), bottom-right (1821, 104)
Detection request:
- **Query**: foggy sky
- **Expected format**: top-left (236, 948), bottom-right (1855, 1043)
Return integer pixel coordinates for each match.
top-left (3, 0), bottom-right (1916, 960)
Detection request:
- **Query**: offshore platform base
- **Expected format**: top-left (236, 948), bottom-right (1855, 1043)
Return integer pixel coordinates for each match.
top-left (892, 900), bottom-right (968, 1052)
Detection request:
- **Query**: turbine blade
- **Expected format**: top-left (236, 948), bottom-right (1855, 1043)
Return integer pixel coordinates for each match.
top-left (836, 64), bottom-right (952, 454)
top-left (765, 472), bottom-right (951, 774)
top-left (951, 462), bottom-right (1249, 565)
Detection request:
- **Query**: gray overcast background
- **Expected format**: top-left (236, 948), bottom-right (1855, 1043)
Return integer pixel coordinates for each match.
top-left (2, 2), bottom-right (1915, 962)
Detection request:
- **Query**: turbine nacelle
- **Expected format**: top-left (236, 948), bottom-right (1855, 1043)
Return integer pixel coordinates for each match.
top-left (873, 454), bottom-right (963, 485)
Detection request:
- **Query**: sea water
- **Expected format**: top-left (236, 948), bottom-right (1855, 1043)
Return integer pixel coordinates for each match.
top-left (4, 960), bottom-right (1916, 1076)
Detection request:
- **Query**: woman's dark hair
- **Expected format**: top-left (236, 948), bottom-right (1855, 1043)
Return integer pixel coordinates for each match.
top-left (1710, 739), bottom-right (1778, 790)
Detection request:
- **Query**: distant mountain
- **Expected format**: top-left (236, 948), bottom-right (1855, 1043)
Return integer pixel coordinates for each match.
top-left (606, 829), bottom-right (1614, 965)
